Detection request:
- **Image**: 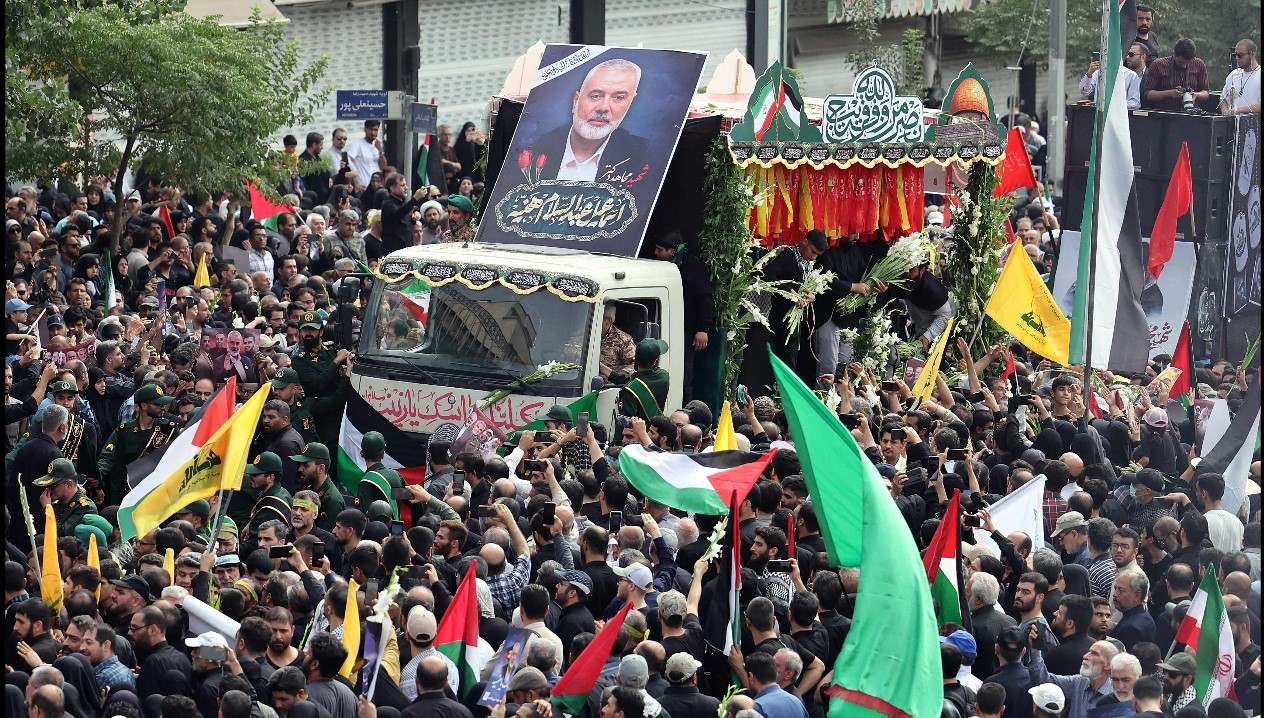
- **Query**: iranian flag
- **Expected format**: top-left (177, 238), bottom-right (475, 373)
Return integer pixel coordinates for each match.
top-left (390, 278), bottom-right (431, 325)
top-left (618, 444), bottom-right (778, 515)
top-left (435, 570), bottom-right (482, 701)
top-left (552, 602), bottom-right (633, 717)
top-left (923, 491), bottom-right (969, 628)
top-left (750, 76), bottom-right (786, 142)
top-left (1193, 564), bottom-right (1237, 705)
top-left (1068, 0), bottom-right (1150, 373)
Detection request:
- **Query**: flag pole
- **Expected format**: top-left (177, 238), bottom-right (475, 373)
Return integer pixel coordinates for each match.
top-left (1080, 0), bottom-right (1112, 423)
top-left (209, 487), bottom-right (231, 547)
top-left (18, 478), bottom-right (43, 580)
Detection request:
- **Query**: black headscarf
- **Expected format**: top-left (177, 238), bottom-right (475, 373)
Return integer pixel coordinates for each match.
top-left (3, 683), bottom-right (26, 718)
top-left (54, 653), bottom-right (101, 718)
top-left (1062, 563), bottom-right (1090, 597)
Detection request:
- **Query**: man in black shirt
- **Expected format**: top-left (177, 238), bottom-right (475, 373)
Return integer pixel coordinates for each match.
top-left (553, 569), bottom-right (597, 661)
top-left (379, 173), bottom-right (427, 255)
top-left (131, 605), bottom-right (193, 701)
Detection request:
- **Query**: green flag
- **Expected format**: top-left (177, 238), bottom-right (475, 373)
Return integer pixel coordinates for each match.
top-left (770, 347), bottom-right (942, 718)
top-left (512, 390), bottom-right (603, 438)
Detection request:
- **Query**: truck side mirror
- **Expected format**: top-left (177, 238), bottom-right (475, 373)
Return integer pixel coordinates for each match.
top-left (590, 375), bottom-right (608, 392)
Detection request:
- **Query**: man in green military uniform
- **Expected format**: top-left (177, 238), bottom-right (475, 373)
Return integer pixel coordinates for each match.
top-left (7, 380), bottom-right (102, 502)
top-left (34, 458), bottom-right (99, 537)
top-left (173, 500), bottom-right (212, 542)
top-left (98, 384), bottom-right (181, 507)
top-left (292, 312), bottom-right (351, 398)
top-left (357, 431), bottom-right (401, 517)
top-left (242, 452), bottom-right (293, 556)
top-left (290, 442), bottom-right (344, 532)
top-left (269, 368), bottom-right (319, 444)
top-left (612, 338), bottom-right (671, 420)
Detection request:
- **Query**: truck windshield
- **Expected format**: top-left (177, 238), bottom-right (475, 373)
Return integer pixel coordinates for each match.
top-left (362, 276), bottom-right (592, 380)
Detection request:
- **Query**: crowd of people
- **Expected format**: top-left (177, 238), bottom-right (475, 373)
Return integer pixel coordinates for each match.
top-left (3, 64), bottom-right (1262, 718)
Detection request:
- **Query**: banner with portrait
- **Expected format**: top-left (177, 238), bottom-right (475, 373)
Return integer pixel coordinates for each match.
top-left (1225, 113), bottom-right (1261, 316)
top-left (451, 406), bottom-right (509, 460)
top-left (477, 45), bottom-right (707, 256)
top-left (1051, 232), bottom-right (1196, 359)
top-left (48, 339), bottom-right (97, 368)
top-left (200, 328), bottom-right (263, 384)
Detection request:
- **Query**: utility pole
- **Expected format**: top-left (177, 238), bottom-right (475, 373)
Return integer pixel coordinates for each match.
top-left (1048, 0), bottom-right (1067, 197)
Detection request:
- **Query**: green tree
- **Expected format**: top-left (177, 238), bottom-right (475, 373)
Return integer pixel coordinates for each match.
top-left (5, 0), bottom-right (329, 248)
top-left (961, 0), bottom-right (1260, 83)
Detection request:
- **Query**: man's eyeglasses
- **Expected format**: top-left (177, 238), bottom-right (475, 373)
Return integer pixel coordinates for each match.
top-left (1231, 52), bottom-right (1252, 58)
top-left (1126, 52), bottom-right (1140, 57)
top-left (128, 623), bottom-right (151, 633)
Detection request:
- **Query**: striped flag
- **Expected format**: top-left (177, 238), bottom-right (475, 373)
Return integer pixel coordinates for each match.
top-left (750, 77), bottom-right (785, 142)
top-left (1198, 383), bottom-right (1261, 515)
top-left (923, 492), bottom-right (969, 628)
top-left (103, 250), bottom-right (118, 314)
top-left (703, 491), bottom-right (743, 659)
top-left (1192, 564), bottom-right (1236, 704)
top-left (618, 444), bottom-right (777, 515)
top-left (1068, 0), bottom-right (1150, 373)
top-left (435, 570), bottom-right (483, 701)
top-left (118, 379), bottom-right (270, 541)
top-left (337, 391), bottom-right (430, 499)
top-left (552, 602), bottom-right (634, 717)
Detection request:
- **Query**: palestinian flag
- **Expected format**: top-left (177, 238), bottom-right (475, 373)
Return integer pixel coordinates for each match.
top-left (1068, 0), bottom-right (1150, 373)
top-left (552, 602), bottom-right (634, 717)
top-left (435, 570), bottom-right (481, 700)
top-left (703, 491), bottom-right (743, 658)
top-left (778, 79), bottom-right (804, 134)
top-left (923, 491), bottom-right (969, 628)
top-left (337, 390), bottom-right (429, 500)
top-left (1192, 564), bottom-right (1236, 704)
top-left (618, 444), bottom-right (778, 515)
top-left (1171, 321), bottom-right (1194, 409)
top-left (1199, 383), bottom-right (1261, 516)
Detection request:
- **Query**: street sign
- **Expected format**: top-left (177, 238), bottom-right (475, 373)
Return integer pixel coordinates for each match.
top-left (411, 103), bottom-right (438, 135)
top-left (336, 90), bottom-right (407, 120)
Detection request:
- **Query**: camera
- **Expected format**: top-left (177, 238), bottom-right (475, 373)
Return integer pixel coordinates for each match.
top-left (767, 559), bottom-right (793, 572)
top-left (840, 413), bottom-right (860, 430)
top-left (962, 513), bottom-right (983, 529)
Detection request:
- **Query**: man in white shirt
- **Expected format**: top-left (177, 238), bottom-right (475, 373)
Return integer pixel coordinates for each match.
top-left (346, 120), bottom-right (387, 193)
top-left (1196, 473), bottom-right (1244, 553)
top-left (1079, 43), bottom-right (1146, 109)
top-left (1220, 39), bottom-right (1261, 115)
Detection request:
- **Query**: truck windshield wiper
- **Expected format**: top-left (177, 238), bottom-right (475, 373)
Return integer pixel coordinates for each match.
top-left (479, 366), bottom-right (542, 396)
top-left (386, 352), bottom-right (442, 385)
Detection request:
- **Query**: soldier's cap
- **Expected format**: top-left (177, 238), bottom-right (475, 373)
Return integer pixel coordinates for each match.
top-left (365, 500), bottom-right (394, 523)
top-left (33, 458), bottom-right (80, 487)
top-left (446, 194), bottom-right (475, 215)
top-left (544, 404), bottom-right (573, 424)
top-left (299, 311), bottom-right (323, 329)
top-left (176, 499), bottom-right (211, 519)
top-left (109, 575), bottom-right (151, 602)
top-left (665, 653), bottom-right (702, 683)
top-left (50, 380), bottom-right (79, 395)
top-left (244, 451), bottom-right (283, 475)
top-left (75, 523), bottom-right (107, 547)
top-left (218, 516), bottom-right (239, 540)
top-left (290, 442), bottom-right (330, 462)
top-left (361, 431), bottom-right (386, 456)
top-left (635, 337), bottom-right (669, 365)
top-left (270, 367), bottom-right (301, 388)
top-left (134, 383), bottom-right (175, 405)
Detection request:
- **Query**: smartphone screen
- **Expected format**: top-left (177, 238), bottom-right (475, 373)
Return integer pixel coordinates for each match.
top-left (576, 411), bottom-right (589, 437)
top-left (541, 501), bottom-right (556, 526)
top-left (452, 470), bottom-right (465, 494)
top-left (609, 510), bottom-right (622, 530)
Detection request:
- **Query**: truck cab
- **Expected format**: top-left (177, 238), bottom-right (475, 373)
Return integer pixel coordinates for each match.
top-left (351, 243), bottom-right (683, 439)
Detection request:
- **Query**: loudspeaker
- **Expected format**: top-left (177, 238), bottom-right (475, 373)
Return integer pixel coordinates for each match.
top-left (1064, 106), bottom-right (1235, 183)
top-left (1064, 104), bottom-right (1168, 175)
top-left (1061, 169), bottom-right (1228, 246)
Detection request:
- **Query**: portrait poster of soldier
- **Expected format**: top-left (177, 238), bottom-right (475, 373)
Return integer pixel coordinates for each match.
top-left (478, 45), bottom-right (707, 256)
top-left (203, 327), bottom-right (262, 384)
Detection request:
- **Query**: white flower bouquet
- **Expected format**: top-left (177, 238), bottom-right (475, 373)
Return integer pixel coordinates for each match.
top-left (783, 267), bottom-right (837, 343)
top-left (835, 232), bottom-right (934, 316)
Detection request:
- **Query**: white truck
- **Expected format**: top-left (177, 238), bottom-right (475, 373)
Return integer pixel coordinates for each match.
top-left (350, 242), bottom-right (684, 440)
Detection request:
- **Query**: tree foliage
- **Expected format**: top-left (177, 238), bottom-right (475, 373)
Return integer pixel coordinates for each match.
top-left (961, 0), bottom-right (1261, 81)
top-left (840, 0), bottom-right (928, 98)
top-left (5, 0), bottom-right (329, 240)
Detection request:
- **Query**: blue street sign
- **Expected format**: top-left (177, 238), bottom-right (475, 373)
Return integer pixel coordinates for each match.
top-left (411, 103), bottom-right (438, 135)
top-left (336, 90), bottom-right (390, 120)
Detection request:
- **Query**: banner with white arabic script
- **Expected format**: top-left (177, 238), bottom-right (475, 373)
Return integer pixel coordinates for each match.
top-left (477, 45), bottom-right (707, 256)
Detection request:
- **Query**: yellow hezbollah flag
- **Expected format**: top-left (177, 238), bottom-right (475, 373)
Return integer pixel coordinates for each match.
top-left (125, 384), bottom-right (271, 541)
top-left (340, 578), bottom-right (360, 678)
top-left (985, 245), bottom-right (1071, 365)
top-left (41, 505), bottom-right (63, 614)
top-left (163, 548), bottom-right (175, 584)
top-left (87, 533), bottom-right (101, 601)
top-left (912, 318), bottom-right (955, 404)
top-left (194, 252), bottom-right (212, 287)
top-left (714, 401), bottom-right (737, 452)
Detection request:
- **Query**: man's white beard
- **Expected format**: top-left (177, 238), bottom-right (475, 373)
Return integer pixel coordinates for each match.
top-left (1079, 661), bottom-right (1101, 679)
top-left (572, 112), bottom-right (620, 142)
top-left (1113, 689), bottom-right (1133, 703)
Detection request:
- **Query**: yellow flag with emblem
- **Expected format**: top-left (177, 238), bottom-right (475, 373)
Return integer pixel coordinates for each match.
top-left (340, 578), bottom-right (360, 678)
top-left (163, 548), bottom-right (175, 584)
top-left (985, 244), bottom-right (1071, 364)
top-left (41, 505), bottom-right (63, 614)
top-left (714, 401), bottom-right (737, 451)
top-left (87, 533), bottom-right (101, 601)
top-left (194, 252), bottom-right (211, 287)
top-left (912, 318), bottom-right (955, 404)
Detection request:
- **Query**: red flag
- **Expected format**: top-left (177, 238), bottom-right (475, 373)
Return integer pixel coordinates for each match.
top-left (157, 204), bottom-right (176, 241)
top-left (1088, 392), bottom-right (1105, 420)
top-left (551, 602), bottom-right (634, 715)
top-left (1001, 351), bottom-right (1016, 384)
top-left (1172, 320), bottom-right (1193, 401)
top-left (1148, 142), bottom-right (1193, 279)
top-left (1004, 217), bottom-right (1018, 245)
top-left (942, 174), bottom-right (953, 226)
top-left (993, 127), bottom-right (1038, 198)
top-left (246, 181), bottom-right (294, 221)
